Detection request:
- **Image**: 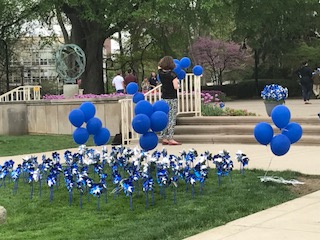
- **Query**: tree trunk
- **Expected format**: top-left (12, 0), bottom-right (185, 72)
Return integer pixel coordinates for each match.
top-left (63, 8), bottom-right (107, 94)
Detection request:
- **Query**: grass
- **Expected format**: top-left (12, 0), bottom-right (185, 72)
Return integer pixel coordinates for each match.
top-left (0, 135), bottom-right (319, 239)
top-left (0, 167), bottom-right (310, 240)
top-left (0, 135), bottom-right (99, 157)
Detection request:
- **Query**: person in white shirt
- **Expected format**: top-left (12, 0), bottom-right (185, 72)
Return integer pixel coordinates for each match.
top-left (112, 71), bottom-right (125, 93)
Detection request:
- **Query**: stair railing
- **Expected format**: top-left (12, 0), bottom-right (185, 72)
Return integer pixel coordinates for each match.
top-left (0, 86), bottom-right (42, 102)
top-left (119, 73), bottom-right (201, 145)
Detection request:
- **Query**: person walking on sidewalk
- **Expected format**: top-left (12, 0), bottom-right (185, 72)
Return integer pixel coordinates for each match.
top-left (296, 61), bottom-right (313, 104)
top-left (312, 66), bottom-right (320, 99)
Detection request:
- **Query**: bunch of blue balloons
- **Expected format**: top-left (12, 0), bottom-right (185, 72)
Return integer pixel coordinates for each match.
top-left (173, 57), bottom-right (203, 80)
top-left (68, 102), bottom-right (110, 146)
top-left (132, 100), bottom-right (169, 151)
top-left (254, 105), bottom-right (303, 156)
top-left (125, 82), bottom-right (169, 151)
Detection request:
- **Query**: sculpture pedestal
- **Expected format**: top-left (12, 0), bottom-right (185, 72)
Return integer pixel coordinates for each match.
top-left (63, 84), bottom-right (79, 98)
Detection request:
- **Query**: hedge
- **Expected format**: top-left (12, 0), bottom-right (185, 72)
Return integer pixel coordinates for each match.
top-left (202, 79), bottom-right (302, 99)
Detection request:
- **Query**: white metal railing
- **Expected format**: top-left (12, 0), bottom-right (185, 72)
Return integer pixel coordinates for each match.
top-left (120, 73), bottom-right (201, 144)
top-left (119, 98), bottom-right (140, 144)
top-left (0, 86), bottom-right (41, 102)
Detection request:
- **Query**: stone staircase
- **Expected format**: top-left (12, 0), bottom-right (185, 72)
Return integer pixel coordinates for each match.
top-left (174, 116), bottom-right (320, 146)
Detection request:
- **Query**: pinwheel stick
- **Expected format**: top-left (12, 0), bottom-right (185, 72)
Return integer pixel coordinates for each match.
top-left (240, 164), bottom-right (245, 175)
top-left (50, 186), bottom-right (54, 202)
top-left (30, 182), bottom-right (34, 200)
top-left (192, 184), bottom-right (195, 198)
top-left (80, 192), bottom-right (83, 209)
top-left (130, 194), bottom-right (133, 210)
top-left (13, 181), bottom-right (18, 195)
top-left (69, 191), bottom-right (72, 206)
top-left (1, 178), bottom-right (6, 187)
top-left (200, 182), bottom-right (204, 194)
top-left (152, 189), bottom-right (155, 205)
top-left (218, 175), bottom-right (221, 188)
top-left (39, 180), bottom-right (42, 197)
top-left (145, 192), bottom-right (149, 209)
top-left (173, 188), bottom-right (177, 205)
top-left (97, 196), bottom-right (100, 211)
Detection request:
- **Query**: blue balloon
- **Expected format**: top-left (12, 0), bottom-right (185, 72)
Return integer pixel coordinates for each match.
top-left (153, 100), bottom-right (170, 114)
top-left (126, 82), bottom-right (139, 95)
top-left (271, 105), bottom-right (291, 129)
top-left (150, 111), bottom-right (168, 132)
top-left (94, 127), bottom-right (110, 146)
top-left (173, 64), bottom-right (181, 75)
top-left (180, 57), bottom-right (191, 68)
top-left (80, 102), bottom-right (96, 122)
top-left (177, 69), bottom-right (186, 80)
top-left (68, 109), bottom-right (85, 127)
top-left (134, 100), bottom-right (153, 117)
top-left (139, 132), bottom-right (158, 151)
top-left (281, 122), bottom-right (303, 144)
top-left (270, 134), bottom-right (291, 156)
top-left (173, 59), bottom-right (180, 65)
top-left (254, 122), bottom-right (274, 145)
top-left (133, 92), bottom-right (144, 104)
top-left (86, 117), bottom-right (102, 135)
top-left (73, 127), bottom-right (89, 145)
top-left (192, 65), bottom-right (203, 76)
top-left (132, 114), bottom-right (151, 134)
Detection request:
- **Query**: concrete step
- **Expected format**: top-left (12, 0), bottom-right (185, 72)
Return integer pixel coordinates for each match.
top-left (174, 125), bottom-right (320, 136)
top-left (173, 134), bottom-right (320, 146)
top-left (177, 116), bottom-right (320, 125)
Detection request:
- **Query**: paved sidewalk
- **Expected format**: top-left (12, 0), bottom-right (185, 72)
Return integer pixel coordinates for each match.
top-left (185, 190), bottom-right (320, 240)
top-left (225, 98), bottom-right (320, 117)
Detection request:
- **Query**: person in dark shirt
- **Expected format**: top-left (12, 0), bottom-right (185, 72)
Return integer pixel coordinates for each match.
top-left (148, 72), bottom-right (158, 89)
top-left (295, 61), bottom-right (313, 104)
top-left (158, 56), bottom-right (180, 145)
top-left (124, 69), bottom-right (137, 87)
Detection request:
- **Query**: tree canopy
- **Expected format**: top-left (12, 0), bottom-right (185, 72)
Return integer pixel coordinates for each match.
top-left (1, 0), bottom-right (320, 93)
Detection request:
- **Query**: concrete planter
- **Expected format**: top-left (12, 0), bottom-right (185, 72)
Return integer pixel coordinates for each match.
top-left (264, 101), bottom-right (284, 117)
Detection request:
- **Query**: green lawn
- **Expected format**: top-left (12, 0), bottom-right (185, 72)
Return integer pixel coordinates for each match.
top-left (0, 135), bottom-right (316, 239)
top-left (0, 135), bottom-right (99, 157)
top-left (0, 168), bottom-right (305, 240)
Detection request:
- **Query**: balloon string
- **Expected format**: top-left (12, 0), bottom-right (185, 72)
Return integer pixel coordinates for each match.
top-left (264, 146), bottom-right (274, 178)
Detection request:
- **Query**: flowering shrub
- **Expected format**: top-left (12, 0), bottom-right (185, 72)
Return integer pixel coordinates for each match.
top-left (261, 84), bottom-right (288, 102)
top-left (43, 93), bottom-right (126, 100)
top-left (201, 90), bottom-right (225, 107)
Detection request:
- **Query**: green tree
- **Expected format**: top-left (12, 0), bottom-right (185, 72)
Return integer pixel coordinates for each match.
top-left (231, 0), bottom-right (319, 79)
top-left (0, 0), bottom-right (40, 93)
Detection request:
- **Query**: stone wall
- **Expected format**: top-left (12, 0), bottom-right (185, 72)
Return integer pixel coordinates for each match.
top-left (0, 103), bottom-right (28, 135)
top-left (0, 98), bottom-right (124, 136)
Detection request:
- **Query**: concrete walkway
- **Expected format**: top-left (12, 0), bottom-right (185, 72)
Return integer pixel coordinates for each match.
top-left (0, 99), bottom-right (319, 240)
top-left (225, 98), bottom-right (320, 117)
